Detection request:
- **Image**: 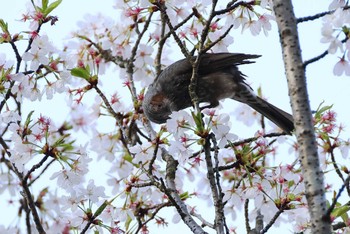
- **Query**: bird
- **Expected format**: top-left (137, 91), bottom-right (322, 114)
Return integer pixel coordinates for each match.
top-left (142, 53), bottom-right (294, 134)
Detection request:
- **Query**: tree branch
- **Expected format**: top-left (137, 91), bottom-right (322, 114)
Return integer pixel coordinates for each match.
top-left (204, 134), bottom-right (226, 233)
top-left (160, 148), bottom-right (207, 234)
top-left (20, 179), bottom-right (46, 234)
top-left (297, 6), bottom-right (350, 23)
top-left (272, 1), bottom-right (331, 233)
top-left (324, 175), bottom-right (350, 220)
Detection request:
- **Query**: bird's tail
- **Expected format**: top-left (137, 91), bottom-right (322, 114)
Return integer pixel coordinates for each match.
top-left (247, 97), bottom-right (294, 134)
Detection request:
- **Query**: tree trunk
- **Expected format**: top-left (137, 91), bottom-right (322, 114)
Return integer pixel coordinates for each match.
top-left (271, 0), bottom-right (332, 233)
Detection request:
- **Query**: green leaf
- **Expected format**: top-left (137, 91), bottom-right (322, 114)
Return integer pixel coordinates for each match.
top-left (179, 191), bottom-right (189, 200)
top-left (341, 211), bottom-right (349, 223)
top-left (314, 102), bottom-right (333, 119)
top-left (318, 105), bottom-right (333, 115)
top-left (287, 179), bottom-right (295, 188)
top-left (71, 67), bottom-right (90, 80)
top-left (44, 0), bottom-right (62, 16)
top-left (124, 214), bottom-right (132, 231)
top-left (0, 19), bottom-right (9, 33)
top-left (51, 135), bottom-right (70, 148)
top-left (93, 200), bottom-right (108, 217)
top-left (191, 111), bottom-right (204, 132)
top-left (24, 110), bottom-right (35, 127)
top-left (59, 143), bottom-right (74, 151)
top-left (124, 153), bottom-right (133, 163)
top-left (42, 0), bottom-right (49, 9)
top-left (332, 205), bottom-right (350, 218)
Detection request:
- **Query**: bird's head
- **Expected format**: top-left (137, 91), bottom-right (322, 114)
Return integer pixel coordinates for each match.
top-left (143, 91), bottom-right (172, 124)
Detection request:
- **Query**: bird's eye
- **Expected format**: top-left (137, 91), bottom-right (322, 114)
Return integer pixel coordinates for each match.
top-left (154, 103), bottom-right (163, 110)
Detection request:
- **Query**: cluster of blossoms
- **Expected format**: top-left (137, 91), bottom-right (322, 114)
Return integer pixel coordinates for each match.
top-left (1, 109), bottom-right (112, 232)
top-left (1, 0), bottom-right (350, 233)
top-left (321, 0), bottom-right (350, 76)
top-left (127, 107), bottom-right (309, 231)
top-left (221, 164), bottom-right (308, 232)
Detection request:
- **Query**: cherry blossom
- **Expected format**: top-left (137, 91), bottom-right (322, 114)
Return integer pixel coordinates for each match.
top-left (208, 31), bottom-right (234, 52)
top-left (204, 110), bottom-right (238, 148)
top-left (339, 139), bottom-right (350, 159)
top-left (328, 0), bottom-right (347, 10)
top-left (0, 53), bottom-right (14, 69)
top-left (69, 104), bottom-right (98, 133)
top-left (168, 140), bottom-right (193, 164)
top-left (129, 141), bottom-right (156, 164)
top-left (0, 1), bottom-right (349, 233)
top-left (81, 179), bottom-right (106, 203)
top-left (233, 103), bottom-right (260, 127)
top-left (333, 57), bottom-right (350, 76)
top-left (8, 135), bottom-right (35, 172)
top-left (258, 14), bottom-right (275, 36)
top-left (166, 110), bottom-right (196, 139)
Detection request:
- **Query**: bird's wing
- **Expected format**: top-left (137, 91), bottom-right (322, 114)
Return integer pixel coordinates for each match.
top-left (197, 53), bottom-right (261, 75)
top-left (157, 53), bottom-right (261, 80)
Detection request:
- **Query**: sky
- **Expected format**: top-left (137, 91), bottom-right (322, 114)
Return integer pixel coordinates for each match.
top-left (1, 1), bottom-right (350, 234)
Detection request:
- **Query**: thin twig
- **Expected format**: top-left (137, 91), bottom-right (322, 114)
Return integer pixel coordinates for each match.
top-left (80, 216), bottom-right (94, 234)
top-left (211, 133), bottom-right (229, 233)
top-left (303, 50), bottom-right (328, 68)
top-left (190, 132), bottom-right (287, 160)
top-left (244, 199), bottom-right (251, 233)
top-left (93, 85), bottom-right (122, 124)
top-left (156, 2), bottom-right (191, 59)
top-left (217, 161), bottom-right (240, 171)
top-left (135, 202), bottom-right (172, 234)
top-left (24, 154), bottom-right (50, 182)
top-left (297, 6), bottom-right (350, 24)
top-left (128, 11), bottom-right (154, 100)
top-left (204, 134), bottom-right (225, 233)
top-left (9, 40), bottom-right (22, 73)
top-left (155, 12), bottom-right (167, 76)
top-left (303, 37), bottom-right (348, 68)
top-left (214, 1), bottom-right (254, 15)
top-left (20, 178), bottom-right (46, 234)
top-left (332, 221), bottom-right (347, 230)
top-left (255, 210), bottom-right (264, 233)
top-left (28, 159), bottom-right (56, 186)
top-left (202, 25), bottom-right (234, 53)
top-left (148, 140), bottom-right (160, 175)
top-left (324, 175), bottom-right (350, 220)
top-left (190, 210), bottom-right (214, 228)
top-left (93, 85), bottom-right (132, 156)
top-left (329, 145), bottom-right (350, 196)
top-left (22, 198), bottom-right (32, 234)
top-left (260, 205), bottom-right (285, 233)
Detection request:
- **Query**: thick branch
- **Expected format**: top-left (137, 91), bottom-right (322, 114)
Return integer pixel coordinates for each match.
top-left (160, 148), bottom-right (207, 234)
top-left (204, 135), bottom-right (226, 233)
top-left (272, 1), bottom-right (331, 233)
top-left (21, 179), bottom-right (46, 234)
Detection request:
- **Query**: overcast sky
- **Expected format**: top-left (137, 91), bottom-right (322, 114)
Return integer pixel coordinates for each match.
top-left (1, 1), bottom-right (350, 233)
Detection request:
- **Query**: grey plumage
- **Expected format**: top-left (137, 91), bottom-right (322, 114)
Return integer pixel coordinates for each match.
top-left (143, 53), bottom-right (294, 134)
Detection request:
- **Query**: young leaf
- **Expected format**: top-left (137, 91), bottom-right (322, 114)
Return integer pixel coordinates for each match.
top-left (44, 0), bottom-right (62, 16)
top-left (42, 0), bottom-right (49, 9)
top-left (24, 110), bottom-right (35, 127)
top-left (332, 205), bottom-right (350, 218)
top-left (0, 19), bottom-right (9, 33)
top-left (93, 200), bottom-right (109, 217)
top-left (71, 67), bottom-right (90, 80)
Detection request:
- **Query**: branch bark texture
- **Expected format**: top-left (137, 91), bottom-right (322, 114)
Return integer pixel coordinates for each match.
top-left (272, 0), bottom-right (332, 233)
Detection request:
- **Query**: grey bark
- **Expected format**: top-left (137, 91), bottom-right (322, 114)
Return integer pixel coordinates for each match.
top-left (271, 0), bottom-right (332, 233)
